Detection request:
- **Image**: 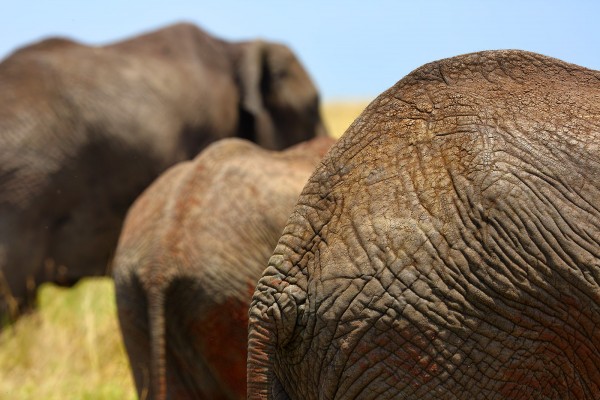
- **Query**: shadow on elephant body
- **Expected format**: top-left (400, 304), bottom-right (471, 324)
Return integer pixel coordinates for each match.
top-left (113, 136), bottom-right (335, 399)
top-left (0, 21), bottom-right (329, 324)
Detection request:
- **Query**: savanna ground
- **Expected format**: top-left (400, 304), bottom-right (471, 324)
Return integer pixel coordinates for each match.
top-left (0, 101), bottom-right (370, 400)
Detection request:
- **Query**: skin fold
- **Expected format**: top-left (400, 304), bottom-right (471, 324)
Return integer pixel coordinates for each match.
top-left (0, 22), bottom-right (327, 323)
top-left (113, 137), bottom-right (334, 399)
top-left (248, 50), bottom-right (600, 399)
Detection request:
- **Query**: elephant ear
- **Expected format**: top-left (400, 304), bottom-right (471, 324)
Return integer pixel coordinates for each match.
top-left (238, 40), bottom-right (278, 149)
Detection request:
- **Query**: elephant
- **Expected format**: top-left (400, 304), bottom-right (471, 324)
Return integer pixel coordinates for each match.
top-left (113, 136), bottom-right (335, 399)
top-left (0, 22), bottom-right (327, 323)
top-left (248, 50), bottom-right (600, 399)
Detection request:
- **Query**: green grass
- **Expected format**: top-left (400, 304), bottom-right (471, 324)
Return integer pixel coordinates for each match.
top-left (0, 101), bottom-right (369, 400)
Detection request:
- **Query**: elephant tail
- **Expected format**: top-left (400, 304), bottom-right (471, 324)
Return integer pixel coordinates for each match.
top-left (148, 288), bottom-right (167, 400)
top-left (247, 262), bottom-right (303, 400)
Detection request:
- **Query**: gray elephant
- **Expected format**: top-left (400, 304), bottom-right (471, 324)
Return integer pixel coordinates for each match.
top-left (248, 50), bottom-right (600, 399)
top-left (0, 22), bottom-right (327, 322)
top-left (113, 136), bottom-right (334, 399)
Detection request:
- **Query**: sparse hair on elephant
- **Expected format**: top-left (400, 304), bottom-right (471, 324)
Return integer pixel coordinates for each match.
top-left (248, 50), bottom-right (600, 399)
top-left (113, 136), bottom-right (335, 399)
top-left (0, 22), bottom-right (329, 325)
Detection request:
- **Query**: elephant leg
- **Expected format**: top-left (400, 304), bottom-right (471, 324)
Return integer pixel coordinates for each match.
top-left (0, 216), bottom-right (47, 324)
top-left (115, 277), bottom-right (153, 397)
top-left (0, 247), bottom-right (22, 325)
top-left (178, 296), bottom-right (249, 399)
top-left (163, 281), bottom-right (240, 399)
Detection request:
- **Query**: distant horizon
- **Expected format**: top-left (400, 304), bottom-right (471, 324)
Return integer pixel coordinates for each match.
top-left (1, 1), bottom-right (598, 100)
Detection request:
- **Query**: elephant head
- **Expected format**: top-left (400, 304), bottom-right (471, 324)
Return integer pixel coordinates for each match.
top-left (248, 50), bottom-right (600, 399)
top-left (113, 136), bottom-right (334, 399)
top-left (236, 39), bottom-right (327, 150)
top-left (0, 22), bottom-right (328, 323)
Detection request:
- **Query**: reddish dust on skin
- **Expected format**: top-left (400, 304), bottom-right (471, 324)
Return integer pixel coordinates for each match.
top-left (497, 294), bottom-right (598, 399)
top-left (499, 368), bottom-right (550, 399)
top-left (351, 326), bottom-right (440, 389)
top-left (192, 296), bottom-right (250, 399)
top-left (268, 278), bottom-right (284, 287)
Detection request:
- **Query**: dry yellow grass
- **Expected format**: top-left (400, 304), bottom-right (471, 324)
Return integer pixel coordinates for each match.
top-left (322, 100), bottom-right (371, 138)
top-left (0, 101), bottom-right (370, 400)
top-left (0, 279), bottom-right (136, 400)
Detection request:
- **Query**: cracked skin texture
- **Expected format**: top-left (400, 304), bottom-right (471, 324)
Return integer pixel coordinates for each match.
top-left (248, 50), bottom-right (600, 399)
top-left (113, 136), bottom-right (334, 400)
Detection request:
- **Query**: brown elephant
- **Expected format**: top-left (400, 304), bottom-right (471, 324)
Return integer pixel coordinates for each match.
top-left (0, 22), bottom-right (327, 323)
top-left (113, 136), bottom-right (334, 399)
top-left (248, 50), bottom-right (600, 399)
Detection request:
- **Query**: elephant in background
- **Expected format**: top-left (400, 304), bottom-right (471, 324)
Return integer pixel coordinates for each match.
top-left (113, 136), bottom-right (334, 399)
top-left (0, 22), bottom-right (328, 323)
top-left (248, 50), bottom-right (600, 399)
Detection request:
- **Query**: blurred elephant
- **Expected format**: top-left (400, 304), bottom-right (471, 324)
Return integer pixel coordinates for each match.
top-left (113, 136), bottom-right (334, 399)
top-left (248, 50), bottom-right (600, 399)
top-left (0, 22), bottom-right (328, 322)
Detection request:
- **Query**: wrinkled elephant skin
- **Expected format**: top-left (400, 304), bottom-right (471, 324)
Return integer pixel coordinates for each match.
top-left (248, 50), bottom-right (600, 399)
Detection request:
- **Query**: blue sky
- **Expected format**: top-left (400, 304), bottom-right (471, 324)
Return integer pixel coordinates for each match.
top-left (1, 1), bottom-right (598, 100)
